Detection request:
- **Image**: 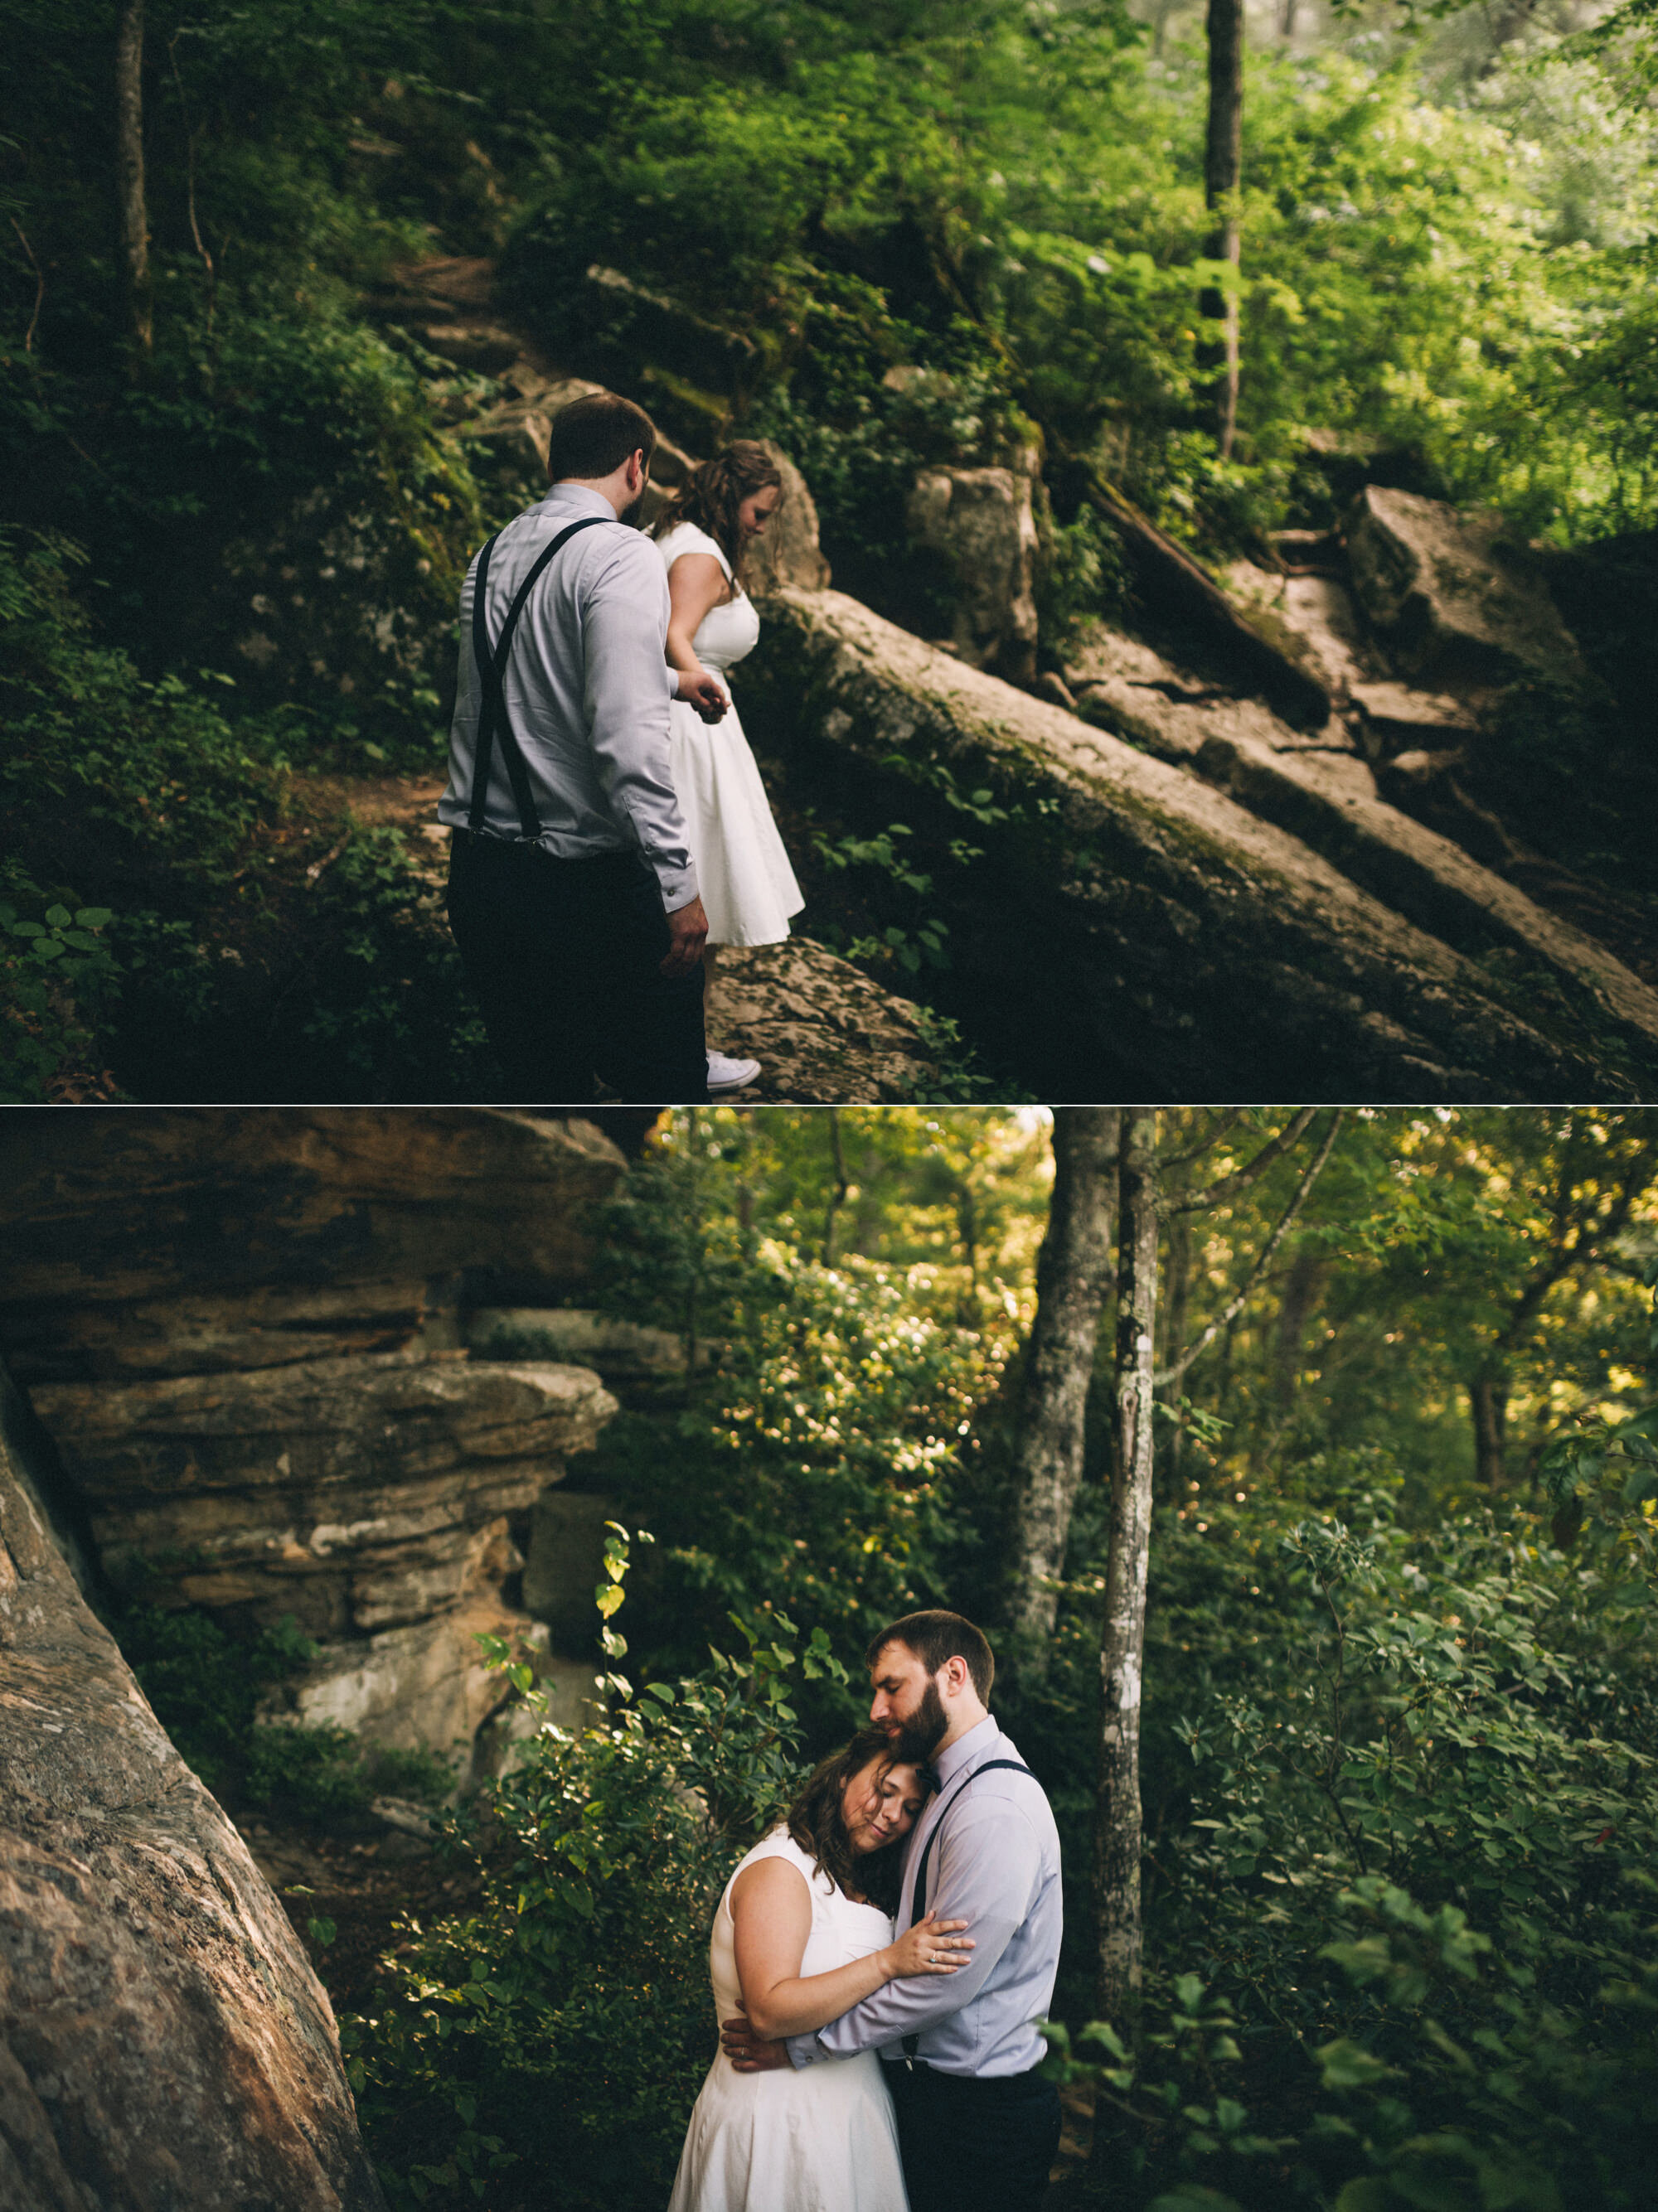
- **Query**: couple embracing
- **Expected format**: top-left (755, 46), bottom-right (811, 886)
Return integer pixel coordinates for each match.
top-left (669, 1611), bottom-right (1064, 2212)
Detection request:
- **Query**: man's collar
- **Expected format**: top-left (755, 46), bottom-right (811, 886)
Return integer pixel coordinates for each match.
top-left (932, 1712), bottom-right (998, 1791)
top-left (540, 482), bottom-right (618, 521)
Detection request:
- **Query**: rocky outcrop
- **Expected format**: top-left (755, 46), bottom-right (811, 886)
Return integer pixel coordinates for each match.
top-left (1346, 486), bottom-right (1583, 692)
top-left (1064, 631), bottom-right (1658, 1054)
top-left (905, 457), bottom-right (1040, 680)
top-left (0, 1387), bottom-right (383, 2211)
top-left (0, 1111), bottom-right (634, 1777)
top-left (466, 1305), bottom-right (682, 1370)
top-left (0, 1108), bottom-right (624, 1384)
top-left (706, 939), bottom-right (942, 1101)
top-left (269, 1596), bottom-right (555, 1780)
top-left (30, 1353), bottom-right (616, 1636)
top-left (745, 587), bottom-right (1658, 1098)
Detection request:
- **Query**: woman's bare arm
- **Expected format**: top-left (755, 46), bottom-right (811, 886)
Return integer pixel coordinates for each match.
top-left (730, 1858), bottom-right (972, 2042)
top-left (665, 550), bottom-right (730, 680)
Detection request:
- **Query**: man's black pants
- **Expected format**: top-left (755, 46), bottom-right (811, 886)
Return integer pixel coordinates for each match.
top-left (446, 831), bottom-right (707, 1103)
top-left (885, 2060), bottom-right (1061, 2212)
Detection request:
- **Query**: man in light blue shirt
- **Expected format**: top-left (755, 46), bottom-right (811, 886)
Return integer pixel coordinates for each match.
top-left (441, 390), bottom-right (729, 1103)
top-left (723, 1609), bottom-right (1064, 2210)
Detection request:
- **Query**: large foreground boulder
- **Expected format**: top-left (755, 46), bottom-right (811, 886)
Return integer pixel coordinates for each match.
top-left (744, 587), bottom-right (1656, 1098)
top-left (0, 1381), bottom-right (383, 2211)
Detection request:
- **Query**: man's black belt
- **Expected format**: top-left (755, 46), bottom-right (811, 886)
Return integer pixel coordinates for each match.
top-left (452, 829), bottom-right (636, 870)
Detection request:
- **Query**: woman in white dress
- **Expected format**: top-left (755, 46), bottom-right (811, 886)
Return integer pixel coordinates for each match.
top-left (654, 443), bottom-right (806, 1094)
top-left (667, 1727), bottom-right (973, 2212)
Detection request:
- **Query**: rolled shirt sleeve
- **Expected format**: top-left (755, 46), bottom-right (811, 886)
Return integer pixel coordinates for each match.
top-left (786, 1799), bottom-right (1045, 2069)
top-left (581, 535), bottom-right (698, 912)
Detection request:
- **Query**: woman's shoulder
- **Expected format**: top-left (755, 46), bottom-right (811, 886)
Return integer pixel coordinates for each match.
top-left (729, 1826), bottom-right (833, 1899)
top-left (657, 520), bottom-right (732, 577)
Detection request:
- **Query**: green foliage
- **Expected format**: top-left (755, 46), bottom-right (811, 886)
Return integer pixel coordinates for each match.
top-left (0, 525), bottom-right (489, 1096)
top-left (342, 1551), bottom-right (828, 2212)
top-left (1038, 1471), bottom-right (1658, 2211)
top-left (118, 1603), bottom-right (455, 1820)
top-left (0, 895), bottom-right (119, 1101)
top-left (576, 1125), bottom-right (1015, 1715)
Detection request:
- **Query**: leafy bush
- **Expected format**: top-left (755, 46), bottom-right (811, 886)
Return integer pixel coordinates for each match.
top-left (342, 1539), bottom-right (836, 2212)
top-left (0, 526), bottom-right (487, 1098)
top-left (1035, 1477), bottom-right (1658, 2211)
top-left (0, 894), bottom-right (119, 1101)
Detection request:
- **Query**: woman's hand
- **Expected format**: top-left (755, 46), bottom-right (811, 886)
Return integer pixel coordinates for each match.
top-left (676, 666), bottom-right (729, 723)
top-left (880, 1910), bottom-right (974, 1982)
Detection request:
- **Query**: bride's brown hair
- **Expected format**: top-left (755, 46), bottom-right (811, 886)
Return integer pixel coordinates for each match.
top-left (785, 1726), bottom-right (917, 1917)
top-left (653, 439), bottom-right (783, 582)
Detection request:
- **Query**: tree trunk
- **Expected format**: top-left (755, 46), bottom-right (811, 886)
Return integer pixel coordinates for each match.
top-left (115, 0), bottom-right (152, 351)
top-left (1093, 1110), bottom-right (1159, 2032)
top-left (1470, 1372), bottom-right (1508, 1488)
top-left (1159, 1206), bottom-right (1191, 1494)
top-left (1005, 1110), bottom-right (1121, 1652)
top-left (822, 1108), bottom-right (849, 1265)
top-left (1201, 0), bottom-right (1244, 458)
top-left (1273, 1245), bottom-right (1326, 1406)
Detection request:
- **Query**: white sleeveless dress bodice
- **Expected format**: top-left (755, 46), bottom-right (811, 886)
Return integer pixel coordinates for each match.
top-left (666, 1827), bottom-right (909, 2212)
top-left (657, 522), bottom-right (803, 947)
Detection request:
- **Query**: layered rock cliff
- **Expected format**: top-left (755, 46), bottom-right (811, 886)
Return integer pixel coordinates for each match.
top-left (0, 1109), bottom-right (644, 1764)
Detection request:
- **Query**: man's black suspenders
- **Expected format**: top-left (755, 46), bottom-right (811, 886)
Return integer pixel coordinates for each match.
top-left (901, 1755), bottom-right (1036, 2065)
top-left (466, 515), bottom-right (607, 838)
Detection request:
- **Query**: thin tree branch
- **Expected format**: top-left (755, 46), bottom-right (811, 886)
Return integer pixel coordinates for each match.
top-left (1156, 1110), bottom-right (1342, 1387)
top-left (1156, 1109), bottom-right (1246, 1172)
top-left (1487, 1140), bottom-right (1658, 1364)
top-left (1168, 1107), bottom-right (1319, 1216)
top-left (167, 33), bottom-right (216, 307)
top-left (9, 220), bottom-right (44, 353)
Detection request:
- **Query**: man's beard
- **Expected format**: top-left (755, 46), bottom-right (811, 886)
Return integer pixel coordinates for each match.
top-left (617, 486), bottom-right (647, 529)
top-left (890, 1679), bottom-right (949, 1766)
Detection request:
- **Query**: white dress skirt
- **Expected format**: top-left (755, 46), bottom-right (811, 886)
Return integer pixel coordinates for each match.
top-left (657, 521), bottom-right (804, 947)
top-left (666, 1828), bottom-right (909, 2212)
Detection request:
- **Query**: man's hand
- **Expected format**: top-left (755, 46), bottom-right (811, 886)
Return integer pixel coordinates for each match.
top-left (661, 893), bottom-right (710, 975)
top-left (720, 2013), bottom-right (791, 2073)
top-left (677, 668), bottom-right (729, 724)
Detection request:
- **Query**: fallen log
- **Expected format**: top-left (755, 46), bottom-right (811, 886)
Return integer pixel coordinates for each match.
top-left (745, 587), bottom-right (1653, 1100)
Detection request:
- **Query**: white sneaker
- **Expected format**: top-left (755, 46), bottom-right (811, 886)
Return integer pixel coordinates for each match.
top-left (706, 1051), bottom-right (761, 1093)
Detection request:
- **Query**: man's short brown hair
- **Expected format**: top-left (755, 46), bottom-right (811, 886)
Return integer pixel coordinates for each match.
top-left (545, 391), bottom-right (657, 484)
top-left (865, 1609), bottom-right (995, 1703)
